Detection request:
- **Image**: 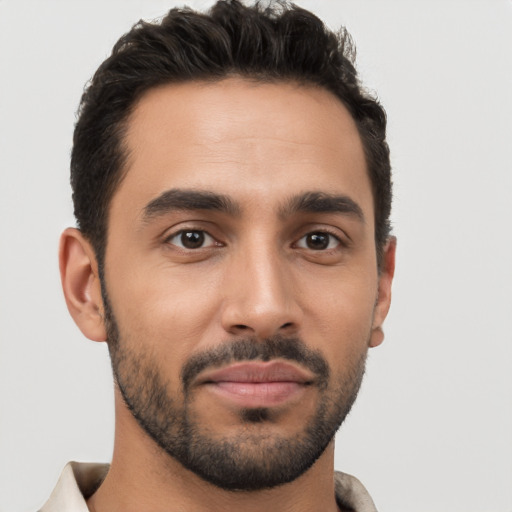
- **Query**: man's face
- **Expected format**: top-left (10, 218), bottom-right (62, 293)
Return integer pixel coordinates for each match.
top-left (101, 79), bottom-right (390, 490)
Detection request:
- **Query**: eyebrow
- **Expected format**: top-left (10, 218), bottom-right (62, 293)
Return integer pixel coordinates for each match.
top-left (280, 191), bottom-right (365, 222)
top-left (142, 189), bottom-right (241, 221)
top-left (141, 188), bottom-right (364, 224)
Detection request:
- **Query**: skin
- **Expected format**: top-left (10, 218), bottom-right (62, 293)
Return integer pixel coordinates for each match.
top-left (60, 78), bottom-right (396, 512)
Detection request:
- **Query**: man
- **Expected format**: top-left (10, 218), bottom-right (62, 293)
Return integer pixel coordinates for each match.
top-left (43, 0), bottom-right (395, 510)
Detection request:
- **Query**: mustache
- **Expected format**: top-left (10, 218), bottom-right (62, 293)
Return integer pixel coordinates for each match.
top-left (180, 335), bottom-right (330, 391)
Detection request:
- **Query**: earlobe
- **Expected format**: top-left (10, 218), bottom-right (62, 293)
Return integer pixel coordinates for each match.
top-left (59, 228), bottom-right (107, 342)
top-left (369, 236), bottom-right (396, 348)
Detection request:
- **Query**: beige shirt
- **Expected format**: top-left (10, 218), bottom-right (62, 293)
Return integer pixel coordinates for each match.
top-left (39, 462), bottom-right (378, 512)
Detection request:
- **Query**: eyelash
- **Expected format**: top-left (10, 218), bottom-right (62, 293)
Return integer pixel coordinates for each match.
top-left (164, 228), bottom-right (346, 252)
top-left (294, 230), bottom-right (344, 251)
top-left (164, 229), bottom-right (222, 250)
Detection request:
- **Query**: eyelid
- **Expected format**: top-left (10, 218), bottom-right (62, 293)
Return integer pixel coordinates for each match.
top-left (295, 231), bottom-right (342, 250)
top-left (293, 225), bottom-right (350, 248)
top-left (163, 228), bottom-right (222, 250)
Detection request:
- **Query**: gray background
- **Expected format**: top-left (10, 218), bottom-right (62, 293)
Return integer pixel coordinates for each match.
top-left (1, 1), bottom-right (511, 510)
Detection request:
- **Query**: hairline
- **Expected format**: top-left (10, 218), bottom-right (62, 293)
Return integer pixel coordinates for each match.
top-left (93, 74), bottom-right (385, 271)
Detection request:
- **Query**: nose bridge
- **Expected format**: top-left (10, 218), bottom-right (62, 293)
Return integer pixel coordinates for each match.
top-left (221, 231), bottom-right (300, 338)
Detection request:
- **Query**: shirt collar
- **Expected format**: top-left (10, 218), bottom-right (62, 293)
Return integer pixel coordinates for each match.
top-left (40, 462), bottom-right (377, 512)
top-left (39, 462), bottom-right (109, 512)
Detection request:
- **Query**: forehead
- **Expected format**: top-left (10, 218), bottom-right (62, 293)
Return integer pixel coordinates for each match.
top-left (113, 78), bottom-right (372, 221)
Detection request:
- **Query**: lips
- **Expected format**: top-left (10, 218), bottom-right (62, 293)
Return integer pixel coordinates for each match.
top-left (196, 361), bottom-right (315, 407)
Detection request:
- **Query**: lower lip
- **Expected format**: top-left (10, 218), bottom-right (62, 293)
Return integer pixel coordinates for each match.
top-left (205, 381), bottom-right (306, 407)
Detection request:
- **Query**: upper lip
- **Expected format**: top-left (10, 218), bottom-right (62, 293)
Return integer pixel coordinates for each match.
top-left (196, 361), bottom-right (315, 385)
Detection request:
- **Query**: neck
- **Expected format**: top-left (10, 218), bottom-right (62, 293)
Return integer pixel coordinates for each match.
top-left (87, 394), bottom-right (340, 512)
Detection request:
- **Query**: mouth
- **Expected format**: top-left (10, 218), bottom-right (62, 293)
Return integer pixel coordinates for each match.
top-left (196, 361), bottom-right (315, 408)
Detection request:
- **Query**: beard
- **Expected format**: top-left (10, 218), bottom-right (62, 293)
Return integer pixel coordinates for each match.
top-left (102, 289), bottom-right (368, 492)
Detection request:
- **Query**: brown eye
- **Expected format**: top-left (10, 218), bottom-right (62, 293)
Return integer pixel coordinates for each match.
top-left (297, 232), bottom-right (340, 251)
top-left (181, 231), bottom-right (204, 248)
top-left (167, 230), bottom-right (216, 249)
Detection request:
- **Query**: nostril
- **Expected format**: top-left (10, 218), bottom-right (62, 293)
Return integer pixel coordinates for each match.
top-left (280, 322), bottom-right (293, 329)
top-left (234, 324), bottom-right (249, 330)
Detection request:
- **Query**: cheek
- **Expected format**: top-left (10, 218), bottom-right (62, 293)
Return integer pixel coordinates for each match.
top-left (106, 260), bottom-right (225, 362)
top-left (300, 269), bottom-right (378, 360)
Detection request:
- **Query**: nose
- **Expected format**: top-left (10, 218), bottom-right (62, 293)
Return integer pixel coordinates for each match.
top-left (220, 242), bottom-right (302, 340)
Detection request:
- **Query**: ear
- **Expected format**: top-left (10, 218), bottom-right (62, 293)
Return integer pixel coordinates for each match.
top-left (59, 228), bottom-right (107, 342)
top-left (369, 236), bottom-right (397, 348)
